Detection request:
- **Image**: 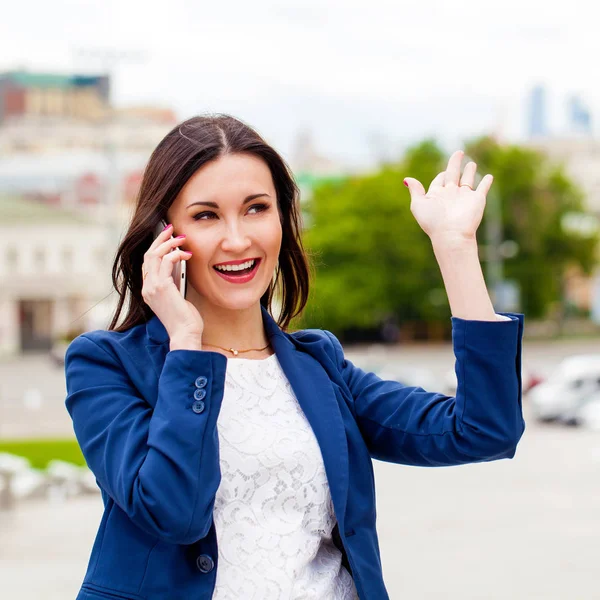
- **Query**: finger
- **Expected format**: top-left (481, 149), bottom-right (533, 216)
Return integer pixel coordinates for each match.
top-left (148, 223), bottom-right (173, 251)
top-left (444, 150), bottom-right (464, 187)
top-left (155, 235), bottom-right (187, 258)
top-left (428, 171), bottom-right (446, 194)
top-left (476, 174), bottom-right (494, 196)
top-left (403, 177), bottom-right (426, 199)
top-left (460, 161), bottom-right (477, 189)
top-left (159, 248), bottom-right (192, 280)
top-left (144, 230), bottom-right (184, 277)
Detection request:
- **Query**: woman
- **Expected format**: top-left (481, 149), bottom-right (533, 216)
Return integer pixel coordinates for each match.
top-left (65, 114), bottom-right (525, 600)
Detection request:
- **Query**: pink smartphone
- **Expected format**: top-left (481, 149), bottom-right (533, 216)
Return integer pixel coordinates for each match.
top-left (154, 219), bottom-right (187, 299)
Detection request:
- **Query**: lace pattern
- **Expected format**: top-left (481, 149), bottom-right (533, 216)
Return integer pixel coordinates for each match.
top-left (212, 353), bottom-right (358, 599)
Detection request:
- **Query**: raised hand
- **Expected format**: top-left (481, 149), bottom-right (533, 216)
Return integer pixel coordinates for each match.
top-left (403, 150), bottom-right (494, 246)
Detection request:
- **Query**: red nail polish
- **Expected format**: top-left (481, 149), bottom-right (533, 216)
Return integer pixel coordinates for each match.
top-left (162, 223), bottom-right (172, 231)
top-left (403, 180), bottom-right (409, 187)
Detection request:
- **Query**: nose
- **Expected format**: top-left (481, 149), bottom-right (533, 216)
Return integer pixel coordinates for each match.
top-left (220, 220), bottom-right (251, 254)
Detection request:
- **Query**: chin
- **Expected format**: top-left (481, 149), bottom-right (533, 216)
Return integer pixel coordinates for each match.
top-left (189, 270), bottom-right (272, 313)
top-left (202, 286), bottom-right (270, 313)
top-left (216, 296), bottom-right (262, 311)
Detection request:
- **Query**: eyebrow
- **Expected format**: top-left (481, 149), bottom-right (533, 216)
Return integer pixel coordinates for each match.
top-left (186, 193), bottom-right (271, 209)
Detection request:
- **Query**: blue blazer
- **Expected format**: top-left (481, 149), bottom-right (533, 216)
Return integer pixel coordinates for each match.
top-left (65, 306), bottom-right (525, 600)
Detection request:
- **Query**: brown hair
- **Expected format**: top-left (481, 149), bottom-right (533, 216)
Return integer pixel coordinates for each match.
top-left (108, 114), bottom-right (311, 332)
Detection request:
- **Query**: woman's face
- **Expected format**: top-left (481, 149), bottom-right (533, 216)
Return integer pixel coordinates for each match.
top-left (166, 152), bottom-right (282, 313)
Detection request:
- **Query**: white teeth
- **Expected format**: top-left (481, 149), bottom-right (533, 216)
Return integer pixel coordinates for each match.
top-left (214, 259), bottom-right (256, 272)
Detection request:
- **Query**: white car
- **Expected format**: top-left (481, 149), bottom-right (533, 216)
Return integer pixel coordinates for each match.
top-left (528, 355), bottom-right (600, 423)
top-left (572, 391), bottom-right (600, 429)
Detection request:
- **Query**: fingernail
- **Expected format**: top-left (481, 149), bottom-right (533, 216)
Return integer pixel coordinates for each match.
top-left (175, 235), bottom-right (186, 239)
top-left (403, 179), bottom-right (409, 187)
top-left (183, 250), bottom-right (192, 255)
top-left (162, 223), bottom-right (172, 231)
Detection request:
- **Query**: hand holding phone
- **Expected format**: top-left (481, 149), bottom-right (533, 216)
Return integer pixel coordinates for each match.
top-left (153, 219), bottom-right (187, 299)
top-left (143, 221), bottom-right (203, 349)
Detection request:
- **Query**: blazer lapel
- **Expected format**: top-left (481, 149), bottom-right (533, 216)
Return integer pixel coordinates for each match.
top-left (142, 308), bottom-right (350, 524)
top-left (263, 307), bottom-right (350, 526)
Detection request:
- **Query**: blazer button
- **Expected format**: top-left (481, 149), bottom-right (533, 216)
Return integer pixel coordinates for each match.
top-left (196, 554), bottom-right (214, 573)
top-left (192, 400), bottom-right (205, 414)
top-left (193, 388), bottom-right (206, 401)
top-left (195, 376), bottom-right (208, 388)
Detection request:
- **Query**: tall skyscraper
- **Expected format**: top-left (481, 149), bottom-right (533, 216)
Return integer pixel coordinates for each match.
top-left (568, 95), bottom-right (592, 135)
top-left (528, 85), bottom-right (547, 138)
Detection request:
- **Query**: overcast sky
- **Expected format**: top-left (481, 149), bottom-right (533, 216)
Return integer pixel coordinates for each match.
top-left (1, 0), bottom-right (599, 168)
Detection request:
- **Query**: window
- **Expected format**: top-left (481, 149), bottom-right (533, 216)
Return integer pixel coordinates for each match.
top-left (6, 247), bottom-right (18, 268)
top-left (62, 247), bottom-right (74, 269)
top-left (34, 248), bottom-right (46, 270)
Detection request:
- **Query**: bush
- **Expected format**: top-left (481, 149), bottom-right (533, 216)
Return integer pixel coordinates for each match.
top-left (0, 438), bottom-right (85, 469)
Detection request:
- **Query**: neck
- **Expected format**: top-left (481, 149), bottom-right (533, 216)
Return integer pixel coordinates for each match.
top-left (190, 293), bottom-right (269, 351)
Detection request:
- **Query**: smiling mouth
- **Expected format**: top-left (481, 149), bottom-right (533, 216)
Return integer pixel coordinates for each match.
top-left (213, 258), bottom-right (258, 275)
top-left (213, 258), bottom-right (261, 281)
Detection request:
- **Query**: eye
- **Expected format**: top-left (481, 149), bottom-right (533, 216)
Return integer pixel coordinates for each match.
top-left (192, 211), bottom-right (217, 221)
top-left (192, 203), bottom-right (269, 221)
top-left (248, 203), bottom-right (269, 215)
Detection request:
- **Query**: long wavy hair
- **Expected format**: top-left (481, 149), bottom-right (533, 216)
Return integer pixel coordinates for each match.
top-left (108, 114), bottom-right (311, 333)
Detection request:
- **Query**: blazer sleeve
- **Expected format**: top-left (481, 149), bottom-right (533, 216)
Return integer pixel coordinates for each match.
top-left (64, 334), bottom-right (227, 544)
top-left (324, 314), bottom-right (526, 466)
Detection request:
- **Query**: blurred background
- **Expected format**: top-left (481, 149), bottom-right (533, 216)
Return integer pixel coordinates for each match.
top-left (1, 1), bottom-right (600, 598)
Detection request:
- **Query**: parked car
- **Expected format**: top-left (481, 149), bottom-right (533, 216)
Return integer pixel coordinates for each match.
top-left (572, 391), bottom-right (600, 429)
top-left (528, 355), bottom-right (600, 423)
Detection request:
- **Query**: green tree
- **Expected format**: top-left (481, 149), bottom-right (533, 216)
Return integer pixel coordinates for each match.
top-left (299, 140), bottom-right (448, 335)
top-left (298, 136), bottom-right (598, 336)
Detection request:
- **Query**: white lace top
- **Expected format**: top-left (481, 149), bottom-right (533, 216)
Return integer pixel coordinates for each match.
top-left (212, 353), bottom-right (358, 600)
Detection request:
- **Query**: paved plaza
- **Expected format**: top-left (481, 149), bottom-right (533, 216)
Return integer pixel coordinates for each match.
top-left (1, 339), bottom-right (600, 598)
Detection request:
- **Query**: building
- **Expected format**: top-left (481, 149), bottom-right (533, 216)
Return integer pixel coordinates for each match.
top-left (0, 70), bottom-right (178, 355)
top-left (0, 71), bottom-right (110, 123)
top-left (0, 70), bottom-right (177, 209)
top-left (0, 195), bottom-right (117, 356)
top-left (567, 95), bottom-right (593, 136)
top-left (289, 130), bottom-right (350, 205)
top-left (528, 137), bottom-right (600, 215)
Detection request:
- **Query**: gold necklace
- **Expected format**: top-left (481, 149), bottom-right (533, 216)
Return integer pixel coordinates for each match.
top-left (201, 342), bottom-right (271, 357)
